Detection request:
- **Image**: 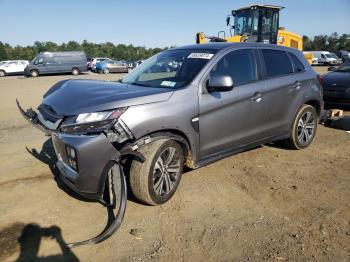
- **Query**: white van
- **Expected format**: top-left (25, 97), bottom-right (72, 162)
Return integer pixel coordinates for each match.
top-left (308, 51), bottom-right (342, 65)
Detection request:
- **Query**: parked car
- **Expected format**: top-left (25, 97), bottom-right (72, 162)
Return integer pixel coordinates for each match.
top-left (322, 60), bottom-right (350, 107)
top-left (25, 51), bottom-right (87, 77)
top-left (96, 60), bottom-right (130, 74)
top-left (89, 57), bottom-right (112, 72)
top-left (338, 50), bottom-right (350, 62)
top-left (18, 43), bottom-right (323, 206)
top-left (308, 51), bottom-right (342, 65)
top-left (0, 60), bottom-right (29, 77)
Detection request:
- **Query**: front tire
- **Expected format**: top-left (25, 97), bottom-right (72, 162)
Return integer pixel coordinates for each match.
top-left (129, 139), bottom-right (184, 205)
top-left (30, 70), bottom-right (38, 77)
top-left (103, 68), bottom-right (110, 74)
top-left (0, 70), bottom-right (5, 77)
top-left (285, 104), bottom-right (318, 149)
top-left (72, 68), bottom-right (80, 75)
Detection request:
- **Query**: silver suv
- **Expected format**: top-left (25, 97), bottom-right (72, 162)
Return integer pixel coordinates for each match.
top-left (18, 43), bottom-right (323, 206)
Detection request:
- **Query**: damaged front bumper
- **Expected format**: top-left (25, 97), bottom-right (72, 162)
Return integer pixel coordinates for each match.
top-left (16, 99), bottom-right (56, 135)
top-left (52, 132), bottom-right (121, 202)
top-left (16, 99), bottom-right (141, 203)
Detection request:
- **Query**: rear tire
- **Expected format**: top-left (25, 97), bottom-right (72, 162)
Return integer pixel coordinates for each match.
top-left (129, 139), bottom-right (184, 205)
top-left (285, 104), bottom-right (317, 149)
top-left (72, 68), bottom-right (80, 75)
top-left (0, 70), bottom-right (5, 77)
top-left (30, 70), bottom-right (38, 77)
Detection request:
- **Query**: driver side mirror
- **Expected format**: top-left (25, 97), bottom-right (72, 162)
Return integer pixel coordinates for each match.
top-left (226, 16), bottom-right (230, 26)
top-left (207, 76), bottom-right (234, 92)
top-left (328, 66), bottom-right (336, 71)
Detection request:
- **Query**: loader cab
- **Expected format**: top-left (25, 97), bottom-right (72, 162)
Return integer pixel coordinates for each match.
top-left (230, 5), bottom-right (282, 44)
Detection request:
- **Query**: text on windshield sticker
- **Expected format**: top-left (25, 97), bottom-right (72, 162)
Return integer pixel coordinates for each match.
top-left (187, 53), bottom-right (214, 59)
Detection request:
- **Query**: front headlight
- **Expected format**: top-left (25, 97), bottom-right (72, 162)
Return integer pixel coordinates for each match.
top-left (60, 108), bottom-right (127, 134)
top-left (76, 109), bottom-right (126, 124)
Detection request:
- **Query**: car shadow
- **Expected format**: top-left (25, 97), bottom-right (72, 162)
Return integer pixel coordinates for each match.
top-left (26, 138), bottom-right (95, 203)
top-left (15, 223), bottom-right (79, 262)
top-left (25, 139), bottom-right (126, 247)
top-left (265, 141), bottom-right (294, 150)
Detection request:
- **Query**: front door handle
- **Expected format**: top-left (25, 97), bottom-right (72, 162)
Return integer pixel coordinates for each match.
top-left (292, 81), bottom-right (301, 90)
top-left (251, 92), bottom-right (263, 103)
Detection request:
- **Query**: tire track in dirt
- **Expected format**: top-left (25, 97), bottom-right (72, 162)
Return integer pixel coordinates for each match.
top-left (0, 173), bottom-right (51, 188)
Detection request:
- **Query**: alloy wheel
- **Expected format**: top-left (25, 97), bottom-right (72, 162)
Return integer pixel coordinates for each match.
top-left (297, 111), bottom-right (315, 145)
top-left (152, 147), bottom-right (181, 196)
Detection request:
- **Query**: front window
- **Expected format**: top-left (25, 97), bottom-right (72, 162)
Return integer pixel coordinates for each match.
top-left (31, 57), bottom-right (44, 64)
top-left (234, 9), bottom-right (259, 36)
top-left (210, 49), bottom-right (257, 85)
top-left (121, 49), bottom-right (216, 88)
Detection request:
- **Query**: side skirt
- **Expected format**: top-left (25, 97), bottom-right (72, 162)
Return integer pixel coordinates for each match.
top-left (194, 132), bottom-right (290, 169)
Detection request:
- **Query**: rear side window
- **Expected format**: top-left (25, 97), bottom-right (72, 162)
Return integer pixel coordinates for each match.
top-left (262, 49), bottom-right (293, 77)
top-left (289, 53), bottom-right (305, 73)
top-left (210, 49), bottom-right (257, 85)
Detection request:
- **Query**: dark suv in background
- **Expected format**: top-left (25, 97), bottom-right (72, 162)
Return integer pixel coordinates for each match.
top-left (19, 43), bottom-right (323, 206)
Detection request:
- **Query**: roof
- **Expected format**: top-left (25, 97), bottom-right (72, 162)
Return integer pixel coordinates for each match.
top-left (235, 4), bottom-right (284, 12)
top-left (173, 42), bottom-right (238, 50)
top-left (172, 42), bottom-right (294, 51)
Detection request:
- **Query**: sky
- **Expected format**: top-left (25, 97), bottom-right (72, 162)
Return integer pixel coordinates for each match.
top-left (0, 0), bottom-right (349, 48)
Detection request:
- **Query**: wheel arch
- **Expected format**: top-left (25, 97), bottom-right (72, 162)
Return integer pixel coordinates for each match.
top-left (132, 129), bottom-right (195, 169)
top-left (304, 99), bottom-right (322, 117)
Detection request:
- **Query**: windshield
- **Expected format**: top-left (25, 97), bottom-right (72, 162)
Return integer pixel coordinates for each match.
top-left (325, 53), bottom-right (338, 59)
top-left (30, 56), bottom-right (39, 64)
top-left (234, 9), bottom-right (259, 36)
top-left (121, 49), bottom-right (217, 88)
top-left (335, 61), bottom-right (350, 72)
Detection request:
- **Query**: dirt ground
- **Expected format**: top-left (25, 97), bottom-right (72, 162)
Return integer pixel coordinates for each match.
top-left (0, 67), bottom-right (349, 262)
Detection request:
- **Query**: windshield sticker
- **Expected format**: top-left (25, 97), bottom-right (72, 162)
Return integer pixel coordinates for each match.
top-left (161, 81), bottom-right (176, 87)
top-left (187, 53), bottom-right (214, 59)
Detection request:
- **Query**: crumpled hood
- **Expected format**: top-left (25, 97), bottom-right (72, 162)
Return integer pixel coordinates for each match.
top-left (42, 79), bottom-right (173, 115)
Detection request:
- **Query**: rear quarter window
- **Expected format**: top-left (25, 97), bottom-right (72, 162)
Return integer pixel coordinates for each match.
top-left (262, 49), bottom-right (293, 77)
top-left (289, 53), bottom-right (305, 73)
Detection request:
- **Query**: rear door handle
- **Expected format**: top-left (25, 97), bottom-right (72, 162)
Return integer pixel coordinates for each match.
top-left (251, 92), bottom-right (263, 103)
top-left (292, 81), bottom-right (301, 90)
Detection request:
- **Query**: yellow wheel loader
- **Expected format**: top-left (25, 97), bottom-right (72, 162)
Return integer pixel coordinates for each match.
top-left (196, 5), bottom-right (313, 64)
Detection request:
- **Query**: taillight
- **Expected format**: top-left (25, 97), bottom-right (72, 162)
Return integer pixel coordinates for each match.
top-left (317, 75), bottom-right (323, 86)
top-left (316, 75), bottom-right (324, 96)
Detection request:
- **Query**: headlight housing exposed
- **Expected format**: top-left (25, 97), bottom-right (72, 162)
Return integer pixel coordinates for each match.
top-left (60, 108), bottom-right (127, 135)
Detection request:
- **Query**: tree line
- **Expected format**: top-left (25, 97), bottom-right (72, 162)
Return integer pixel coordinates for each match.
top-left (0, 33), bottom-right (349, 61)
top-left (0, 40), bottom-right (169, 61)
top-left (303, 33), bottom-right (350, 53)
